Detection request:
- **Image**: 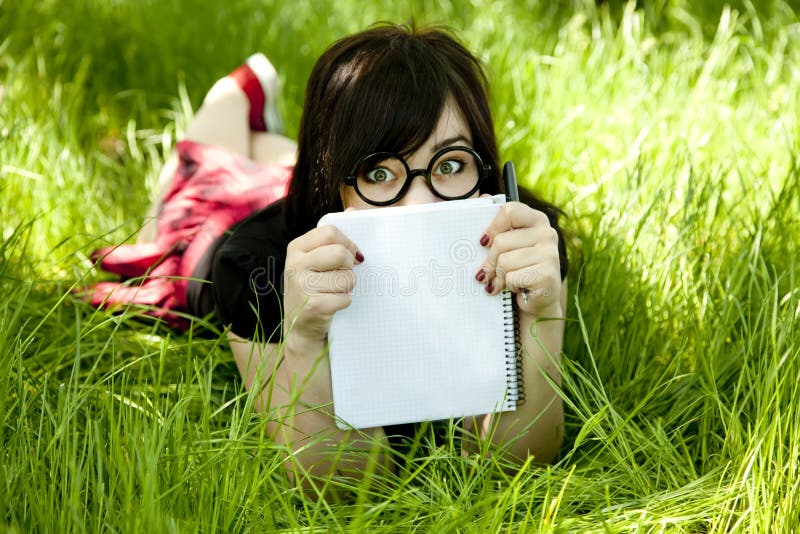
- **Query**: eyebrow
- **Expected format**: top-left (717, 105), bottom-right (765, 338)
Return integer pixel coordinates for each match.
top-left (432, 135), bottom-right (472, 153)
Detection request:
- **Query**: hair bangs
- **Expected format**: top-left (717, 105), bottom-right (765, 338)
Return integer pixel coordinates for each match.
top-left (337, 39), bottom-right (450, 165)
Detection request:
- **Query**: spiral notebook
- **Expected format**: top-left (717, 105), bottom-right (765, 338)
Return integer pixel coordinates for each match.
top-left (317, 195), bottom-right (521, 430)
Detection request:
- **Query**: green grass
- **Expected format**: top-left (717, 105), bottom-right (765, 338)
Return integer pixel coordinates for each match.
top-left (3, 0), bottom-right (800, 530)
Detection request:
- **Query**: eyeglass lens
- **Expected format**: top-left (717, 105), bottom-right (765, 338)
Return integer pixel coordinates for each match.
top-left (353, 149), bottom-right (481, 203)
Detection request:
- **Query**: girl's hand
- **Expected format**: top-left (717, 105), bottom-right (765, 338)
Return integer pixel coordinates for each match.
top-left (283, 225), bottom-right (363, 343)
top-left (475, 201), bottom-right (562, 318)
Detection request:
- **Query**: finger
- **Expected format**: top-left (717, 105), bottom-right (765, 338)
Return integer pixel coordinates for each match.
top-left (479, 203), bottom-right (550, 248)
top-left (295, 269), bottom-right (356, 295)
top-left (486, 244), bottom-right (557, 291)
top-left (476, 227), bottom-right (540, 284)
top-left (505, 267), bottom-right (561, 311)
top-left (484, 227), bottom-right (537, 266)
top-left (484, 244), bottom-right (558, 295)
top-left (504, 256), bottom-right (558, 292)
top-left (479, 220), bottom-right (559, 282)
top-left (300, 292), bottom-right (354, 317)
top-left (504, 265), bottom-right (559, 294)
top-left (303, 243), bottom-right (358, 272)
top-left (289, 225), bottom-right (363, 262)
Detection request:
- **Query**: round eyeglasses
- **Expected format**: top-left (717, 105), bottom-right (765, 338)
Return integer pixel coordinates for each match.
top-left (343, 146), bottom-right (492, 206)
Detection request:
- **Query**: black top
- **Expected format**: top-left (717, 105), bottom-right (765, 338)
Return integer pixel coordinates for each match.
top-left (204, 198), bottom-right (289, 340)
top-left (189, 195), bottom-right (569, 341)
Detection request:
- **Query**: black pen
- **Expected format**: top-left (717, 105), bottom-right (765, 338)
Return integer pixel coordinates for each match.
top-left (503, 161), bottom-right (519, 202)
top-left (502, 161), bottom-right (528, 305)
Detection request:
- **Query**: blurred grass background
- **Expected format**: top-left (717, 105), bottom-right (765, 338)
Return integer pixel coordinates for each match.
top-left (2, 0), bottom-right (800, 531)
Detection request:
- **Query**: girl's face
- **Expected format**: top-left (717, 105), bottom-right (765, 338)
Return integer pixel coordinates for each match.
top-left (341, 100), bottom-right (478, 210)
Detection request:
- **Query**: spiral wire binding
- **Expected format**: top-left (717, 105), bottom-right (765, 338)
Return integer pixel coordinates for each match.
top-left (502, 291), bottom-right (526, 408)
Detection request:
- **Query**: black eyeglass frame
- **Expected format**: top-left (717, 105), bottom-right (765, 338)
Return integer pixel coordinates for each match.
top-left (343, 146), bottom-right (492, 207)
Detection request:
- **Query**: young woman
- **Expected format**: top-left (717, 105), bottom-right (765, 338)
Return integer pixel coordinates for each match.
top-left (94, 23), bottom-right (568, 481)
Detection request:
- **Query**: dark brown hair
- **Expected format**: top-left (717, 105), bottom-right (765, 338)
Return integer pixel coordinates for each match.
top-left (284, 23), bottom-right (568, 278)
top-left (286, 23), bottom-right (501, 236)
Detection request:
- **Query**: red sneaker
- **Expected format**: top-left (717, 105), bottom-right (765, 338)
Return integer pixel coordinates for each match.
top-left (228, 53), bottom-right (283, 134)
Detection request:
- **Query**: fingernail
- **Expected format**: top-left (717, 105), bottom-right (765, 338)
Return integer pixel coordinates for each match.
top-left (486, 282), bottom-right (494, 294)
top-left (355, 251), bottom-right (364, 263)
top-left (475, 269), bottom-right (486, 282)
top-left (479, 234), bottom-right (490, 247)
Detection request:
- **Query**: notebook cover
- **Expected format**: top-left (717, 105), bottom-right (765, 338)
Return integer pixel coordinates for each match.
top-left (317, 195), bottom-right (518, 429)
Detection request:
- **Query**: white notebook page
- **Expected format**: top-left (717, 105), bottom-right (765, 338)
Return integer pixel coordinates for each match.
top-left (317, 195), bottom-right (518, 429)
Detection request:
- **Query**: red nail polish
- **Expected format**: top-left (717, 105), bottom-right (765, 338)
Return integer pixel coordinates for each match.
top-left (475, 269), bottom-right (486, 282)
top-left (480, 234), bottom-right (490, 246)
top-left (486, 282), bottom-right (494, 293)
top-left (355, 251), bottom-right (364, 263)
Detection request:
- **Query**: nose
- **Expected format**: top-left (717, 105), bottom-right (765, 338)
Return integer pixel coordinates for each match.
top-left (396, 174), bottom-right (439, 206)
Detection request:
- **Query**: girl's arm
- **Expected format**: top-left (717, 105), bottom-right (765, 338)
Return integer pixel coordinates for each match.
top-left (228, 334), bottom-right (388, 486)
top-left (471, 202), bottom-right (566, 463)
top-left (482, 281), bottom-right (566, 462)
top-left (228, 224), bottom-right (389, 488)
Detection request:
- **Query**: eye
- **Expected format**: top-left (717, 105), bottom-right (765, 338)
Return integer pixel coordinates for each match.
top-left (364, 166), bottom-right (397, 184)
top-left (435, 159), bottom-right (463, 175)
